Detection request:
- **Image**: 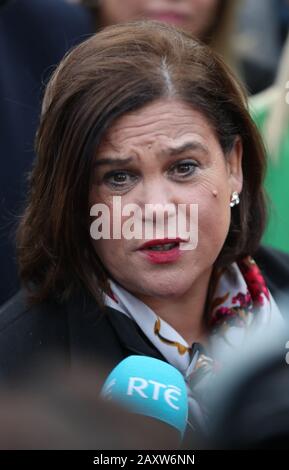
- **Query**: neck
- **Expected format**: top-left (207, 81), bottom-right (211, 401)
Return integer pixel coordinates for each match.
top-left (137, 268), bottom-right (213, 346)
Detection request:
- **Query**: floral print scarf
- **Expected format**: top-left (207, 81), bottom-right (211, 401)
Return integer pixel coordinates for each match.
top-left (103, 256), bottom-right (283, 432)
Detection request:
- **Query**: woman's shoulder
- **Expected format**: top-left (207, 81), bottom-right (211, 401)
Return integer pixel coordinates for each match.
top-left (0, 289), bottom-right (71, 381)
top-left (0, 288), bottom-right (136, 383)
top-left (0, 288), bottom-right (67, 337)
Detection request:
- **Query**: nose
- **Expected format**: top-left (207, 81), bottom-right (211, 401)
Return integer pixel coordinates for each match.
top-left (138, 175), bottom-right (176, 207)
top-left (136, 176), bottom-right (178, 228)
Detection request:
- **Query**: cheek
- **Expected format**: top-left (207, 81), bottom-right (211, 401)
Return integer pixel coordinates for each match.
top-left (197, 189), bottom-right (231, 258)
top-left (89, 190), bottom-right (122, 272)
top-left (196, 0), bottom-right (219, 17)
top-left (190, 0), bottom-right (219, 34)
top-left (182, 178), bottom-right (231, 256)
top-left (101, 0), bottom-right (141, 23)
top-left (199, 195), bottom-right (230, 234)
top-left (89, 189), bottom-right (136, 275)
top-left (92, 238), bottom-right (128, 276)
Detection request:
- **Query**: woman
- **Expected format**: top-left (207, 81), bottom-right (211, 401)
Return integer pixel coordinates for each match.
top-left (0, 21), bottom-right (284, 445)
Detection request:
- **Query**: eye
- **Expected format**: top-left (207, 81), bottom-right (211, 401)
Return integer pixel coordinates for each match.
top-left (168, 159), bottom-right (198, 179)
top-left (103, 170), bottom-right (139, 190)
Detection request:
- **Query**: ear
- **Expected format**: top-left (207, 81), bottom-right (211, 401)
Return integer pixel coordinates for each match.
top-left (227, 136), bottom-right (243, 194)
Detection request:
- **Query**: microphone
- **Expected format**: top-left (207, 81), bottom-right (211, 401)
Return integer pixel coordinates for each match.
top-left (101, 355), bottom-right (188, 441)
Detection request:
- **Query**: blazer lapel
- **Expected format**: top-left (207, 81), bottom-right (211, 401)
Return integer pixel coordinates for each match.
top-left (105, 306), bottom-right (168, 362)
top-left (65, 290), bottom-right (168, 368)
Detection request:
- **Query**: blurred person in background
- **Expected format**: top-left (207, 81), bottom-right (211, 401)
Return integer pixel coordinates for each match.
top-left (0, 0), bottom-right (94, 306)
top-left (84, 0), bottom-right (235, 52)
top-left (235, 0), bottom-right (287, 95)
top-left (79, 0), bottom-right (246, 87)
top-left (0, 21), bottom-right (286, 446)
top-left (251, 32), bottom-right (289, 254)
top-left (78, 0), bottom-right (283, 95)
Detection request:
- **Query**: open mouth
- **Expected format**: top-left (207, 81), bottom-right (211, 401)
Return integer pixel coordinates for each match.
top-left (138, 239), bottom-right (184, 263)
top-left (144, 10), bottom-right (189, 25)
top-left (146, 242), bottom-right (179, 252)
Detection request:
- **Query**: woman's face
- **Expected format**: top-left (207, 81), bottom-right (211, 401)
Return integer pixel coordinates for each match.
top-left (89, 99), bottom-right (243, 300)
top-left (99, 0), bottom-right (220, 39)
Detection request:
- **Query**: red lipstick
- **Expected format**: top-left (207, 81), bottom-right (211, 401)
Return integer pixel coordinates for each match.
top-left (138, 238), bottom-right (185, 264)
top-left (145, 11), bottom-right (188, 26)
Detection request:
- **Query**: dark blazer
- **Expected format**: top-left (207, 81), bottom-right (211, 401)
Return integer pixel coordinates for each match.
top-left (0, 0), bottom-right (94, 305)
top-left (0, 285), bottom-right (168, 382)
top-left (0, 245), bottom-right (289, 448)
top-left (0, 245), bottom-right (289, 382)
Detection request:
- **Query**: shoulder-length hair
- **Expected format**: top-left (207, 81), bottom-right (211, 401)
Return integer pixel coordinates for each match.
top-left (17, 20), bottom-right (267, 306)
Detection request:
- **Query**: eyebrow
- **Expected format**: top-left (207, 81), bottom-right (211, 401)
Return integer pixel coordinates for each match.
top-left (164, 141), bottom-right (209, 156)
top-left (93, 157), bottom-right (133, 168)
top-left (93, 141), bottom-right (208, 167)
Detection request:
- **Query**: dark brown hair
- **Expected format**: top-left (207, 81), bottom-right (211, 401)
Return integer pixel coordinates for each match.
top-left (17, 20), bottom-right (267, 306)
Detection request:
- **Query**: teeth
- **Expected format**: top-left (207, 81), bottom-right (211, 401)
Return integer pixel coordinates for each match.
top-left (149, 243), bottom-right (177, 251)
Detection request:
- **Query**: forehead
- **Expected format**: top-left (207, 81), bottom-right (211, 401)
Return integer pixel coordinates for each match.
top-left (98, 99), bottom-right (217, 151)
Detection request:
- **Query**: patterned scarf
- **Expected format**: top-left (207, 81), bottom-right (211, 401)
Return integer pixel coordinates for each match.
top-left (103, 256), bottom-right (283, 432)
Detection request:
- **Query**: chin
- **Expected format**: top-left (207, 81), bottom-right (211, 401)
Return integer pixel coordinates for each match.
top-left (134, 274), bottom-right (195, 299)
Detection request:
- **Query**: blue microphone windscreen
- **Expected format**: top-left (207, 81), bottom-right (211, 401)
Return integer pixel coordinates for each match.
top-left (101, 355), bottom-right (188, 436)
